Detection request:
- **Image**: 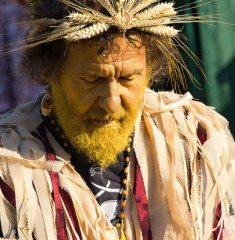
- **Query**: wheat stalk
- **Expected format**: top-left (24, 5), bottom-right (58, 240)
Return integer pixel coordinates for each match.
top-left (46, 24), bottom-right (86, 39)
top-left (115, 0), bottom-right (126, 10)
top-left (27, 18), bottom-right (62, 26)
top-left (96, 0), bottom-right (117, 16)
top-left (135, 3), bottom-right (176, 20)
top-left (129, 0), bottom-right (160, 15)
top-left (87, 11), bottom-right (115, 25)
top-left (68, 12), bottom-right (95, 22)
top-left (124, 0), bottom-right (137, 10)
top-left (67, 11), bottom-right (113, 26)
top-left (14, 24), bottom-right (86, 51)
top-left (67, 7), bottom-right (116, 25)
top-left (65, 22), bottom-right (110, 41)
top-left (169, 15), bottom-right (219, 25)
top-left (140, 26), bottom-right (179, 37)
top-left (127, 18), bottom-right (172, 29)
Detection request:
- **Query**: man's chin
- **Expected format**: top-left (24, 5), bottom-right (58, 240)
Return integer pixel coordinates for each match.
top-left (71, 127), bottom-right (129, 168)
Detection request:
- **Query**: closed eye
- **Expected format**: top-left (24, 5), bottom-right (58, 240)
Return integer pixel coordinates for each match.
top-left (119, 73), bottom-right (142, 82)
top-left (118, 77), bottom-right (135, 82)
top-left (80, 77), bottom-right (105, 83)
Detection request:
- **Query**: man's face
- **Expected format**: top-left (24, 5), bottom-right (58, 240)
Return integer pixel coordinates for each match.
top-left (51, 36), bottom-right (148, 167)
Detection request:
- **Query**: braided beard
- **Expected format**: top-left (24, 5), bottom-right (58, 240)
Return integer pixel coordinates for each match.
top-left (51, 83), bottom-right (142, 168)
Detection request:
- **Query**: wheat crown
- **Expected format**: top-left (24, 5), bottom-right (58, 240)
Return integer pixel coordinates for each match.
top-left (26, 0), bottom-right (217, 44)
top-left (2, 0), bottom-right (219, 89)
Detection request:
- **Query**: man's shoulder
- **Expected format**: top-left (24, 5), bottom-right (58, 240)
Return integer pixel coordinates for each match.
top-left (142, 89), bottom-right (231, 138)
top-left (0, 97), bottom-right (45, 159)
top-left (0, 97), bottom-right (43, 131)
top-left (144, 89), bottom-right (227, 123)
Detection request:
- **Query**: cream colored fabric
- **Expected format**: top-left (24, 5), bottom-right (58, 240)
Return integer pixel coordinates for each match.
top-left (0, 89), bottom-right (235, 239)
top-left (133, 89), bottom-right (235, 239)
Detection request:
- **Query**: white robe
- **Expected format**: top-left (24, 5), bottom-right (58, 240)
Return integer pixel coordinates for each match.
top-left (0, 89), bottom-right (234, 239)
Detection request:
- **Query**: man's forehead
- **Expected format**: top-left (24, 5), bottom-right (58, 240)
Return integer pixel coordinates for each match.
top-left (69, 62), bottom-right (146, 77)
top-left (62, 37), bottom-right (147, 77)
top-left (66, 36), bottom-right (146, 63)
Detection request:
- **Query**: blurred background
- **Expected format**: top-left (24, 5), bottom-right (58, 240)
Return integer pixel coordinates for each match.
top-left (0, 0), bottom-right (42, 113)
top-left (0, 0), bottom-right (235, 135)
top-left (179, 0), bottom-right (235, 136)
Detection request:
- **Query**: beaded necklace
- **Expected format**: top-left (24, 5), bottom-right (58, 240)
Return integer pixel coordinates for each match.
top-left (115, 135), bottom-right (133, 240)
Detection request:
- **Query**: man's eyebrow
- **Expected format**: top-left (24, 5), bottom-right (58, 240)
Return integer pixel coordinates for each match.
top-left (122, 73), bottom-right (143, 78)
top-left (69, 69), bottom-right (103, 77)
top-left (122, 67), bottom-right (145, 75)
top-left (69, 62), bottom-right (145, 77)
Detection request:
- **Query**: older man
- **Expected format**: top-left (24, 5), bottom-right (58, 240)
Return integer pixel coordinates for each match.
top-left (0, 0), bottom-right (235, 239)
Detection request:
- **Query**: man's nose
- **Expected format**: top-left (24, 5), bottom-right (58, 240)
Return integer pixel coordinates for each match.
top-left (98, 81), bottom-right (121, 113)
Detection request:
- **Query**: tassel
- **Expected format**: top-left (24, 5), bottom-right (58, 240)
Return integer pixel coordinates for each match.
top-left (120, 227), bottom-right (126, 240)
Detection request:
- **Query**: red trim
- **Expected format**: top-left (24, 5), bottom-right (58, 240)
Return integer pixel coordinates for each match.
top-left (35, 124), bottom-right (69, 239)
top-left (213, 203), bottom-right (223, 240)
top-left (50, 172), bottom-right (68, 240)
top-left (60, 187), bottom-right (83, 240)
top-left (134, 156), bottom-right (152, 240)
top-left (0, 176), bottom-right (16, 208)
top-left (197, 124), bottom-right (224, 239)
top-left (35, 124), bottom-right (70, 239)
top-left (197, 123), bottom-right (207, 145)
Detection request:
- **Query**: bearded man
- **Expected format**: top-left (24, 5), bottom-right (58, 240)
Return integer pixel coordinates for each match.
top-left (0, 0), bottom-right (235, 239)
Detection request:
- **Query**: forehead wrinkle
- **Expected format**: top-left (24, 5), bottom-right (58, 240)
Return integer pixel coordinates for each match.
top-left (65, 38), bottom-right (146, 78)
top-left (72, 62), bottom-right (114, 77)
top-left (67, 59), bottom-right (145, 80)
top-left (121, 56), bottom-right (146, 74)
top-left (103, 51), bottom-right (145, 63)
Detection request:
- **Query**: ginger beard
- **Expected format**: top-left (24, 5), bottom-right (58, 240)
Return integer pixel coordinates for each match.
top-left (51, 83), bottom-right (144, 168)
